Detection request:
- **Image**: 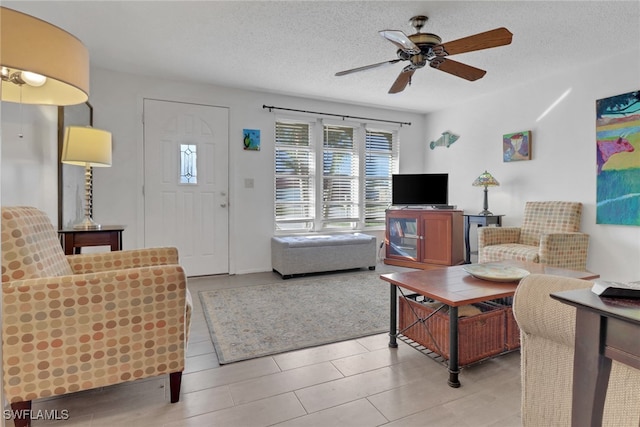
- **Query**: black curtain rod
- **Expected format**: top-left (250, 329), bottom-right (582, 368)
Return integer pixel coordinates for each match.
top-left (262, 105), bottom-right (411, 126)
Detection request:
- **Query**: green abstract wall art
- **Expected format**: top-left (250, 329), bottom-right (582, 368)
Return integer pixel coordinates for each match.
top-left (596, 90), bottom-right (640, 226)
top-left (243, 129), bottom-right (260, 151)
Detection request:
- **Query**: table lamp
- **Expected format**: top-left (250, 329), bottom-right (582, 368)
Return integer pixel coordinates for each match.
top-left (472, 170), bottom-right (500, 215)
top-left (62, 126), bottom-right (112, 229)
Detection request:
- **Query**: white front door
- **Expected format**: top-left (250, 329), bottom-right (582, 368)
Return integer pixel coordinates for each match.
top-left (143, 99), bottom-right (229, 276)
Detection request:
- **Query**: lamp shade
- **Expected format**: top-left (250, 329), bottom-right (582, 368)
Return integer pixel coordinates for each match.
top-left (62, 126), bottom-right (112, 167)
top-left (472, 170), bottom-right (500, 187)
top-left (0, 7), bottom-right (89, 105)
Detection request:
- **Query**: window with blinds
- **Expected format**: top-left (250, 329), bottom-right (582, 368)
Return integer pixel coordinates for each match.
top-left (323, 125), bottom-right (359, 230)
top-left (275, 119), bottom-right (398, 232)
top-left (274, 121), bottom-right (315, 231)
top-left (365, 129), bottom-right (396, 227)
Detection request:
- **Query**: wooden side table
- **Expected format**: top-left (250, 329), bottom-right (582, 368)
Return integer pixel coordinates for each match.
top-left (58, 226), bottom-right (125, 255)
top-left (551, 289), bottom-right (640, 427)
top-left (463, 214), bottom-right (504, 264)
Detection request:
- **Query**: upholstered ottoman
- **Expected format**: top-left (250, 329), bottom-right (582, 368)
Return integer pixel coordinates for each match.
top-left (271, 233), bottom-right (377, 279)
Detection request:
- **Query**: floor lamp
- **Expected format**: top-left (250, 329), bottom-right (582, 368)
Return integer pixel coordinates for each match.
top-left (1, 7), bottom-right (89, 105)
top-left (61, 126), bottom-right (112, 229)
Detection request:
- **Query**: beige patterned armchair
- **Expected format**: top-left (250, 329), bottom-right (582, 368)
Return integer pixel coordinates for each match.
top-left (1, 206), bottom-right (192, 427)
top-left (478, 201), bottom-right (589, 270)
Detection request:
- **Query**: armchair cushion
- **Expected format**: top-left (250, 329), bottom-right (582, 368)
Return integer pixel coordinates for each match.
top-left (482, 243), bottom-right (539, 263)
top-left (1, 206), bottom-right (72, 281)
top-left (520, 201), bottom-right (582, 246)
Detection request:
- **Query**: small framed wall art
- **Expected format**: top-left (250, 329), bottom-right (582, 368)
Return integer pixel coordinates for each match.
top-left (243, 129), bottom-right (260, 151)
top-left (503, 130), bottom-right (531, 162)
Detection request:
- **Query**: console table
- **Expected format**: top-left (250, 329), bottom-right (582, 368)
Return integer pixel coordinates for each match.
top-left (58, 226), bottom-right (125, 255)
top-left (550, 289), bottom-right (640, 427)
top-left (385, 208), bottom-right (464, 269)
top-left (463, 214), bottom-right (504, 264)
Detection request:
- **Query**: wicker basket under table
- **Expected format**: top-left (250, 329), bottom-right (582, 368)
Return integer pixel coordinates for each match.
top-left (505, 306), bottom-right (520, 350)
top-left (398, 294), bottom-right (506, 366)
top-left (487, 296), bottom-right (520, 350)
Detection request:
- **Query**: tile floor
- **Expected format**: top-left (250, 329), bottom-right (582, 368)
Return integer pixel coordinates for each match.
top-left (24, 266), bottom-right (522, 426)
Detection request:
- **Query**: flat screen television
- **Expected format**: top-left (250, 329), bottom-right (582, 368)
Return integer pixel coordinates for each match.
top-left (392, 173), bottom-right (449, 206)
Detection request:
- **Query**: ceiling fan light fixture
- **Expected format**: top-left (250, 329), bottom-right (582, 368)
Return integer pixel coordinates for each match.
top-left (410, 54), bottom-right (426, 67)
top-left (409, 32), bottom-right (442, 47)
top-left (409, 15), bottom-right (428, 32)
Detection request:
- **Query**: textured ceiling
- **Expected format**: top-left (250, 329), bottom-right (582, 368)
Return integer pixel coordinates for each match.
top-left (5, 1), bottom-right (640, 113)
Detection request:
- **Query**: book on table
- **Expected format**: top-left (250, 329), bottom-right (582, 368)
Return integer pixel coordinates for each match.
top-left (591, 280), bottom-right (640, 298)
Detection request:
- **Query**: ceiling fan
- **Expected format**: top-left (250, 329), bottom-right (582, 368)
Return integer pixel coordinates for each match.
top-left (335, 16), bottom-right (513, 94)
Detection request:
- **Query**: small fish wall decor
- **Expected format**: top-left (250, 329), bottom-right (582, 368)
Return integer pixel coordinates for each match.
top-left (430, 131), bottom-right (459, 149)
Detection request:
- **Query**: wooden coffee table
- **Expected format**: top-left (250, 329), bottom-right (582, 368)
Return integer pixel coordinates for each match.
top-left (380, 260), bottom-right (599, 387)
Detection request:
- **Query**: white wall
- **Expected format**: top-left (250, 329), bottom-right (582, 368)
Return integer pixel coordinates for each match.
top-left (1, 103), bottom-right (58, 222)
top-left (423, 49), bottom-right (640, 281)
top-left (88, 67), bottom-right (426, 274)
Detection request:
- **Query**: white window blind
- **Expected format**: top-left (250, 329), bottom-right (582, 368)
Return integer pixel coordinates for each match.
top-left (274, 121), bottom-right (314, 231)
top-left (274, 118), bottom-right (398, 232)
top-left (322, 125), bottom-right (359, 230)
top-left (365, 129), bottom-right (397, 227)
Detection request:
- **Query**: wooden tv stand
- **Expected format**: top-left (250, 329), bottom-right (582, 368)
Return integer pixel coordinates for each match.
top-left (384, 208), bottom-right (464, 269)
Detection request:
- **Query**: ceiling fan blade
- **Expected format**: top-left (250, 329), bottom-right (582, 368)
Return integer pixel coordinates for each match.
top-left (432, 27), bottom-right (513, 56)
top-left (429, 58), bottom-right (486, 81)
top-left (379, 30), bottom-right (421, 54)
top-left (388, 68), bottom-right (415, 94)
top-left (335, 59), bottom-right (403, 76)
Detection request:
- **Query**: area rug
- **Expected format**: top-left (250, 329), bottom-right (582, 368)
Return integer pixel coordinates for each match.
top-left (198, 271), bottom-right (391, 364)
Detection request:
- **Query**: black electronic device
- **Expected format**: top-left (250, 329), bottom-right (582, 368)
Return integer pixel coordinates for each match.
top-left (591, 280), bottom-right (640, 299)
top-left (392, 173), bottom-right (448, 207)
